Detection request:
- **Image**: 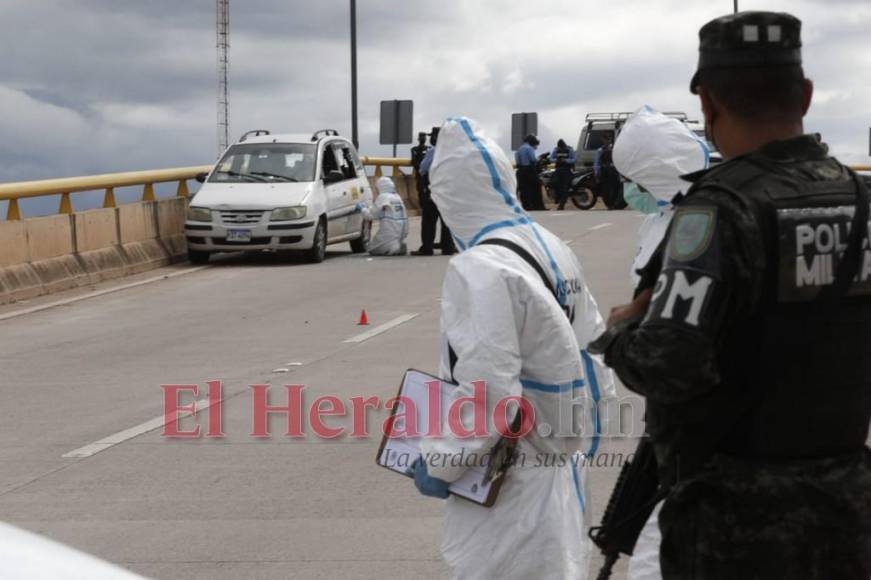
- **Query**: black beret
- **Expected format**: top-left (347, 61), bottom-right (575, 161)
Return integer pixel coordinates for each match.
top-left (690, 11), bottom-right (802, 94)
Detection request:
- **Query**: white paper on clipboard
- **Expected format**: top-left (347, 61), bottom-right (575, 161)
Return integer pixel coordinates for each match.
top-left (376, 369), bottom-right (495, 505)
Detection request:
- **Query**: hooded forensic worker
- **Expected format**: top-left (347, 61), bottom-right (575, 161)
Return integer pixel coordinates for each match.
top-left (368, 176), bottom-right (408, 256)
top-left (413, 117), bottom-right (616, 580)
top-left (611, 107), bottom-right (709, 580)
top-left (614, 106), bottom-right (710, 288)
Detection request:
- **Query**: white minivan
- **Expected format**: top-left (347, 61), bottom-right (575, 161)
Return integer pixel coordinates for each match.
top-left (185, 129), bottom-right (372, 264)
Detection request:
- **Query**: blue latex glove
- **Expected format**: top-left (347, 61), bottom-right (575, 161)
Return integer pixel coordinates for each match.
top-left (408, 458), bottom-right (450, 499)
top-left (623, 182), bottom-right (661, 214)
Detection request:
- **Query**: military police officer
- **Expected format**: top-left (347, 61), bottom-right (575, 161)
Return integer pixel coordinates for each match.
top-left (590, 11), bottom-right (871, 579)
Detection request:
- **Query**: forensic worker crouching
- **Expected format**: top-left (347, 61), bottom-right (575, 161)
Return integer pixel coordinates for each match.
top-left (590, 11), bottom-right (871, 579)
top-left (411, 117), bottom-right (617, 580)
top-left (368, 176), bottom-right (408, 256)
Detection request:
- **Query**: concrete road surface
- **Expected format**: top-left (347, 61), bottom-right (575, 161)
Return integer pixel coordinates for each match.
top-left (0, 209), bottom-right (645, 579)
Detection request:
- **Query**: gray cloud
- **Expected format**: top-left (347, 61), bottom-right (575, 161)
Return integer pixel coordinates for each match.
top-left (1, 0), bottom-right (869, 217)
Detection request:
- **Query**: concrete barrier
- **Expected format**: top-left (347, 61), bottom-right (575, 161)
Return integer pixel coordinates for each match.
top-left (74, 209), bottom-right (126, 285)
top-left (0, 200), bottom-right (188, 305)
top-left (156, 198), bottom-right (188, 258)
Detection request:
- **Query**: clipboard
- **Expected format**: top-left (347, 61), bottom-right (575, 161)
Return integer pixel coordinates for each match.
top-left (375, 369), bottom-right (518, 507)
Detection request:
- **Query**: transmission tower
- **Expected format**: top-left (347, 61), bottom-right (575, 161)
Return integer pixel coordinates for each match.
top-left (216, 0), bottom-right (230, 155)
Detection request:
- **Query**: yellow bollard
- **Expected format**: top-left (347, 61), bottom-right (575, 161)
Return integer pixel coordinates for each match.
top-left (6, 198), bottom-right (21, 221)
top-left (102, 187), bottom-right (117, 208)
top-left (143, 183), bottom-right (156, 201)
top-left (58, 192), bottom-right (73, 214)
top-left (177, 179), bottom-right (189, 197)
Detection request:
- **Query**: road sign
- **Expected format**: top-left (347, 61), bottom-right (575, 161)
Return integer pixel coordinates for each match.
top-left (380, 100), bottom-right (414, 157)
top-left (511, 112), bottom-right (538, 151)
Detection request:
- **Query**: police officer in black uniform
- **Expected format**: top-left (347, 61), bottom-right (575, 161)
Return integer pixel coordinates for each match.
top-left (596, 133), bottom-right (622, 209)
top-left (413, 127), bottom-right (456, 256)
top-left (590, 11), bottom-right (871, 579)
top-left (410, 131), bottom-right (430, 207)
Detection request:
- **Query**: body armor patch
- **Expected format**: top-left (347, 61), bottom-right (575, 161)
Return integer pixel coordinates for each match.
top-left (670, 208), bottom-right (716, 262)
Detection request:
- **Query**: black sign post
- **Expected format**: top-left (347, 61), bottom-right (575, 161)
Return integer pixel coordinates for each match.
top-left (511, 112), bottom-right (539, 151)
top-left (380, 100), bottom-right (414, 158)
top-left (350, 0), bottom-right (359, 149)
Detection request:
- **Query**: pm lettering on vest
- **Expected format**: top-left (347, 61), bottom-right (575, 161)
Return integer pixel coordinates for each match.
top-left (646, 270), bottom-right (715, 328)
top-left (778, 205), bottom-right (871, 302)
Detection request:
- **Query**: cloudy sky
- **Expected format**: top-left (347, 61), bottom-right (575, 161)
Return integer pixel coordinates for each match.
top-left (1, 0), bottom-right (869, 213)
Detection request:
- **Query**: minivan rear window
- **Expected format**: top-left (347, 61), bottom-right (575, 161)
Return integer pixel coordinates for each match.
top-left (210, 143), bottom-right (317, 183)
top-left (584, 130), bottom-right (614, 151)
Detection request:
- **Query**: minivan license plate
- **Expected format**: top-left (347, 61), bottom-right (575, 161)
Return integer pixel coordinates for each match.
top-left (226, 229), bottom-right (252, 242)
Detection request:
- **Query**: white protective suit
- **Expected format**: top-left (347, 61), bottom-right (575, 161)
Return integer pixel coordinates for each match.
top-left (420, 117), bottom-right (617, 580)
top-left (613, 106), bottom-right (710, 288)
top-left (368, 176), bottom-right (408, 255)
top-left (612, 107), bottom-right (709, 580)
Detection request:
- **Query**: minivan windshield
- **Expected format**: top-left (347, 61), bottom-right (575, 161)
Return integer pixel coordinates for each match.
top-left (209, 143), bottom-right (316, 183)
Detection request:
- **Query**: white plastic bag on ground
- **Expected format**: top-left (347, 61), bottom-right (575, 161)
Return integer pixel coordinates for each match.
top-left (0, 521), bottom-right (144, 579)
top-left (614, 106), bottom-right (710, 288)
top-left (421, 117), bottom-right (617, 580)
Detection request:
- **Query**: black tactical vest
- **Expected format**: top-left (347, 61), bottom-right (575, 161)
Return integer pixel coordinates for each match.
top-left (689, 147), bottom-right (871, 461)
top-left (600, 145), bottom-right (613, 166)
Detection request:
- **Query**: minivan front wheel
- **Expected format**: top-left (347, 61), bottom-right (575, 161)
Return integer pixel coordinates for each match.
top-left (306, 219), bottom-right (327, 263)
top-left (188, 249), bottom-right (211, 265)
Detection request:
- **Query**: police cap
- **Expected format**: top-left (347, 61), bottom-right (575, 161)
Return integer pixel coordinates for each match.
top-left (690, 11), bottom-right (802, 94)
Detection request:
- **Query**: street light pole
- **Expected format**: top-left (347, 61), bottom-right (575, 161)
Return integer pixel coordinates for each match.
top-left (350, 0), bottom-right (359, 149)
top-left (734, 0), bottom-right (738, 13)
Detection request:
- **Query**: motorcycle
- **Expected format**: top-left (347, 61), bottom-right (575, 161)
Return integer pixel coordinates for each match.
top-left (536, 153), bottom-right (626, 210)
top-left (536, 153), bottom-right (597, 210)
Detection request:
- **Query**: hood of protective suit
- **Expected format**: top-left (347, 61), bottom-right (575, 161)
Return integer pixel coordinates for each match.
top-left (376, 176), bottom-right (396, 195)
top-left (613, 106), bottom-right (710, 204)
top-left (430, 117), bottom-right (527, 249)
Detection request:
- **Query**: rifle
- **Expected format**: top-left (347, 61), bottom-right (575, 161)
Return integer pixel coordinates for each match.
top-left (588, 437), bottom-right (664, 580)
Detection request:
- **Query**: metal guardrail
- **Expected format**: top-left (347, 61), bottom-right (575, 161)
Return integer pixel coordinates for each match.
top-left (0, 166), bottom-right (212, 221)
top-left (0, 158), bottom-right (416, 221)
top-left (361, 156), bottom-right (413, 177)
top-left (0, 158), bottom-right (865, 221)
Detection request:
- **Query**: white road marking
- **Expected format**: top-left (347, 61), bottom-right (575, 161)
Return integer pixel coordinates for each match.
top-left (343, 313), bottom-right (420, 344)
top-left (0, 266), bottom-right (207, 322)
top-left (62, 397), bottom-right (219, 459)
top-left (589, 222), bottom-right (613, 231)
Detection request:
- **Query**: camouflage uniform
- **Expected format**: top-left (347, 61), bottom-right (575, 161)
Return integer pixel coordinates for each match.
top-left (598, 135), bottom-right (871, 579)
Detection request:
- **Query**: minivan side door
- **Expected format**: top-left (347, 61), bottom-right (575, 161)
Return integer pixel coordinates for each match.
top-left (335, 143), bottom-right (368, 235)
top-left (320, 142), bottom-right (351, 237)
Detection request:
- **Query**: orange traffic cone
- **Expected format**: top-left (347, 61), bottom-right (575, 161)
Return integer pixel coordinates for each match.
top-left (358, 309), bottom-right (369, 325)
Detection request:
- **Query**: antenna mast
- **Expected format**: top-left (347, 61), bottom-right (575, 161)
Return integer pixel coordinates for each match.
top-left (216, 0), bottom-right (230, 155)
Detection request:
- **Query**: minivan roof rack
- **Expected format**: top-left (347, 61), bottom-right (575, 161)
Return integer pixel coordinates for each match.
top-left (584, 112), bottom-right (633, 122)
top-left (311, 129), bottom-right (340, 142)
top-left (583, 111), bottom-right (688, 123)
top-left (239, 129), bottom-right (270, 142)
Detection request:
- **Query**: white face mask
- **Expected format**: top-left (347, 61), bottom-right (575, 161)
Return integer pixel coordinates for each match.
top-left (623, 182), bottom-right (661, 214)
